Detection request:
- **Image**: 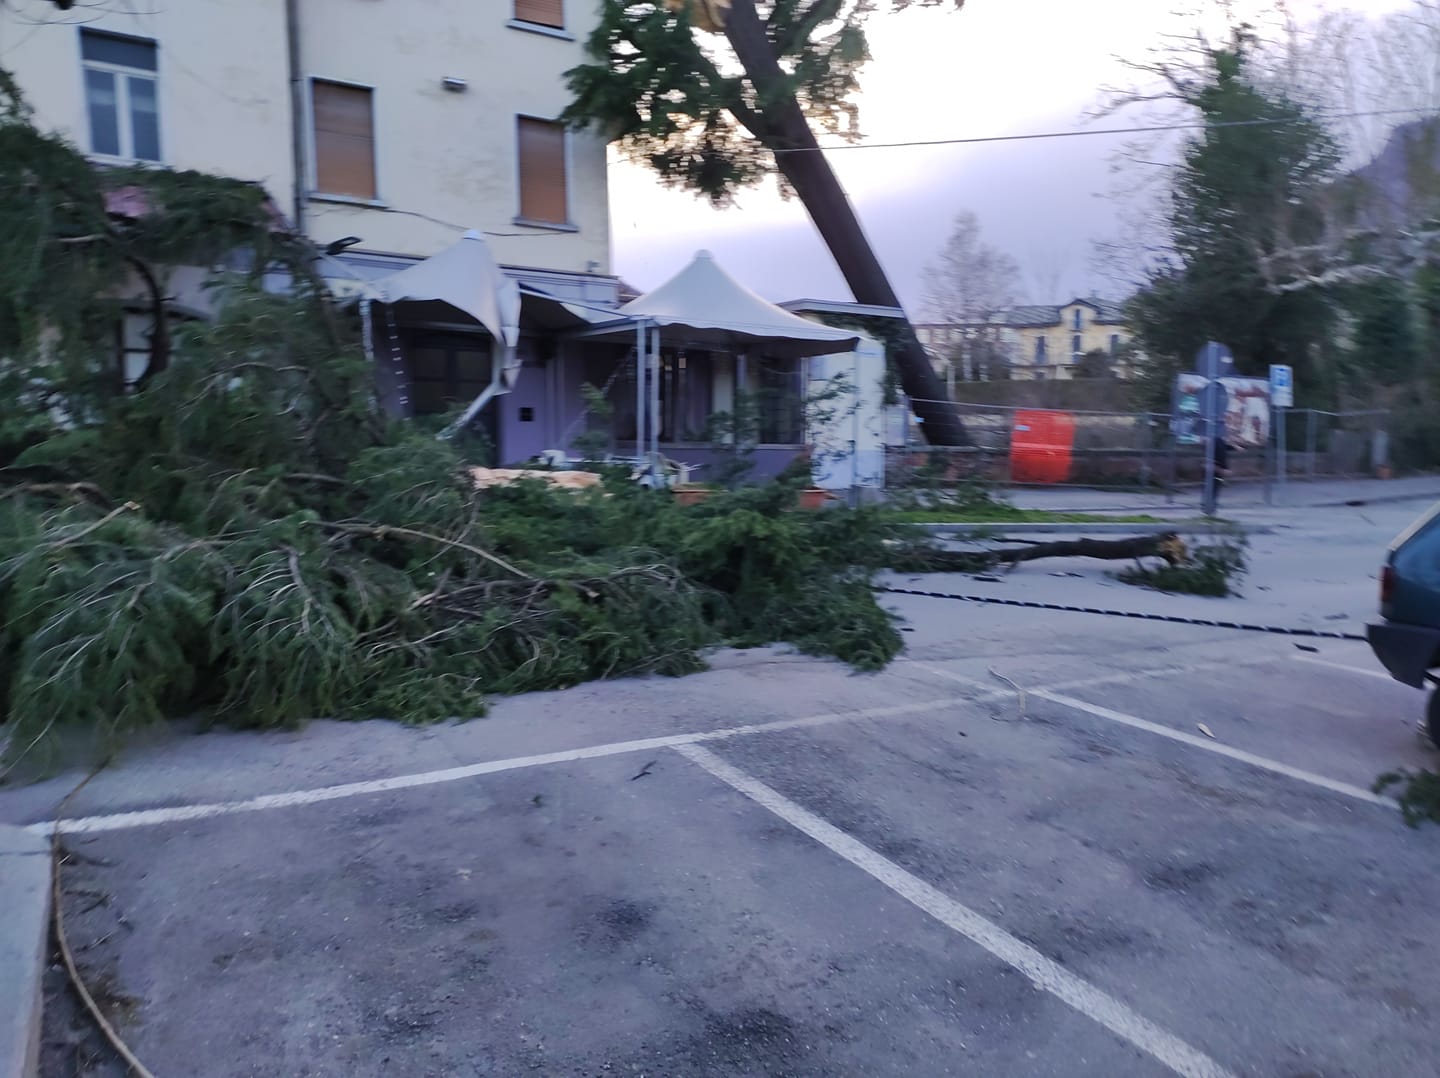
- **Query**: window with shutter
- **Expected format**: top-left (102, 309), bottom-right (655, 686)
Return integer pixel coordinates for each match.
top-left (517, 117), bottom-right (568, 226)
top-left (312, 80), bottom-right (376, 200)
top-left (514, 0), bottom-right (564, 29)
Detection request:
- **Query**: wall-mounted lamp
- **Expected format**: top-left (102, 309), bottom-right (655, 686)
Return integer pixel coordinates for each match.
top-left (442, 76), bottom-right (468, 93)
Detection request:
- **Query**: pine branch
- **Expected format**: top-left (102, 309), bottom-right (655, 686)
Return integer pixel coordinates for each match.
top-left (41, 502), bottom-right (140, 551)
top-left (4, 482), bottom-right (115, 508)
top-left (309, 520), bottom-right (538, 583)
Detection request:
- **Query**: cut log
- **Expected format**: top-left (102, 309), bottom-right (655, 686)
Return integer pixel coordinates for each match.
top-left (890, 533), bottom-right (1186, 574)
top-left (994, 532), bottom-right (1185, 568)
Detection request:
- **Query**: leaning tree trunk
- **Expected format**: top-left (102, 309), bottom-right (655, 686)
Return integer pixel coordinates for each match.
top-left (722, 0), bottom-right (968, 446)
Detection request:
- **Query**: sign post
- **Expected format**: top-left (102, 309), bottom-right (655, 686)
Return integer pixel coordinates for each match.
top-left (1269, 364), bottom-right (1293, 495)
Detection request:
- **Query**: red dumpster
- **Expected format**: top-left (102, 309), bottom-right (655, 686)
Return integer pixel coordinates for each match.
top-left (1010, 409), bottom-right (1074, 484)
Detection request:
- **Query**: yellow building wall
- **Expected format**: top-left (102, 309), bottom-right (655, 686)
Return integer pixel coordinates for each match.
top-left (299, 0), bottom-right (610, 273)
top-left (1010, 303), bottom-right (1132, 381)
top-left (0, 2), bottom-right (295, 209)
top-left (0, 0), bottom-right (610, 274)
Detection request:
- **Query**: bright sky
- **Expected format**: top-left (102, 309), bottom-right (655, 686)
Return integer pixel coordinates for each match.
top-left (607, 0), bottom-right (1415, 311)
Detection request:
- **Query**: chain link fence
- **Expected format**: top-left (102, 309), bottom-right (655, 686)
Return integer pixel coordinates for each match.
top-left (885, 398), bottom-right (1391, 496)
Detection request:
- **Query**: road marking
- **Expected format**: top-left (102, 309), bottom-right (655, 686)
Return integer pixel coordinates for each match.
top-left (1045, 655), bottom-right (1276, 694)
top-left (907, 654), bottom-right (1273, 697)
top-left (675, 743), bottom-right (1238, 1078)
top-left (33, 650), bottom-right (1402, 837)
top-left (905, 664), bottom-right (995, 691)
top-left (1032, 690), bottom-right (1395, 809)
top-left (1291, 653), bottom-right (1414, 685)
top-left (30, 695), bottom-right (985, 837)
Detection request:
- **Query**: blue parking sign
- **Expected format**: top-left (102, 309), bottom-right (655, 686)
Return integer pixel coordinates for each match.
top-left (1269, 364), bottom-right (1293, 407)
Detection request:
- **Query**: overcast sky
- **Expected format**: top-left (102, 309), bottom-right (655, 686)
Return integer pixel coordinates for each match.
top-left (606, 0), bottom-right (1412, 313)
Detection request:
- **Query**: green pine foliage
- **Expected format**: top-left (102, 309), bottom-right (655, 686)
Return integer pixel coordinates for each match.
top-left (1373, 768), bottom-right (1440, 828)
top-left (1114, 536), bottom-right (1248, 597)
top-left (563, 0), bottom-right (873, 205)
top-left (0, 72), bottom-right (904, 773)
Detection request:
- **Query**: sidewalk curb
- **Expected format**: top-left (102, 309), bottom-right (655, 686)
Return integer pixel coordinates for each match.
top-left (0, 826), bottom-right (50, 1078)
top-left (1301, 489), bottom-right (1440, 509)
top-left (906, 521), bottom-right (1271, 537)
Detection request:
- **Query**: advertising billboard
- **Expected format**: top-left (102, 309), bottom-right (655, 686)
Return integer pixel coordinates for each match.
top-left (1173, 373), bottom-right (1271, 448)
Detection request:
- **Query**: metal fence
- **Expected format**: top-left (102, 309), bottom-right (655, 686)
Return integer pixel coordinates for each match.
top-left (885, 398), bottom-right (1391, 498)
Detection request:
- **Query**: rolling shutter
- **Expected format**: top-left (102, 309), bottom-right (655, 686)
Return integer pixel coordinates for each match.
top-left (514, 0), bottom-right (564, 28)
top-left (313, 81), bottom-right (376, 200)
top-left (517, 117), bottom-right (567, 225)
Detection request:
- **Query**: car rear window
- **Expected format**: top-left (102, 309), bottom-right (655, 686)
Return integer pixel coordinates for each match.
top-left (1392, 501), bottom-right (1440, 617)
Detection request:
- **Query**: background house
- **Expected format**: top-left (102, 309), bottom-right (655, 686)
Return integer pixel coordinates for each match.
top-left (2, 0), bottom-right (618, 459)
top-left (913, 298), bottom-right (1135, 383)
top-left (1003, 298), bottom-right (1132, 381)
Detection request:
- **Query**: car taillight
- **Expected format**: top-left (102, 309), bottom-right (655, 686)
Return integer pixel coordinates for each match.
top-left (1380, 564), bottom-right (1395, 608)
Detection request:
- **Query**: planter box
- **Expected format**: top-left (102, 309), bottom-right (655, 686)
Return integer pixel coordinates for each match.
top-left (797, 487), bottom-right (831, 510)
top-left (672, 487), bottom-right (714, 507)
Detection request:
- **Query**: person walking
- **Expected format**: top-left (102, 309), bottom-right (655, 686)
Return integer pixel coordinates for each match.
top-left (1208, 434), bottom-right (1231, 510)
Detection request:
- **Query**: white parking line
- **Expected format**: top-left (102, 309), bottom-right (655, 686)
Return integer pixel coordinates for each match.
top-left (675, 743), bottom-right (1238, 1078)
top-left (1045, 655), bottom-right (1277, 694)
top-left (29, 694), bottom-right (985, 837)
top-left (906, 654), bottom-right (1274, 697)
top-left (34, 648), bottom-right (1404, 838)
top-left (1032, 690), bottom-right (1395, 809)
top-left (1292, 653), bottom-right (1413, 685)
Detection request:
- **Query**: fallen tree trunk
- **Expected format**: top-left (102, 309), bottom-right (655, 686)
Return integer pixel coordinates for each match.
top-left (891, 533), bottom-right (1185, 574)
top-left (994, 532), bottom-right (1184, 567)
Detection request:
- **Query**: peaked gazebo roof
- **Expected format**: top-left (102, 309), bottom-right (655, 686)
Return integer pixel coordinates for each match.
top-left (581, 250), bottom-right (860, 358)
top-left (372, 230), bottom-right (522, 352)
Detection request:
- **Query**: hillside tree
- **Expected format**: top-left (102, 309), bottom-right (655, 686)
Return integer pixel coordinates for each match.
top-left (563, 0), bottom-right (971, 445)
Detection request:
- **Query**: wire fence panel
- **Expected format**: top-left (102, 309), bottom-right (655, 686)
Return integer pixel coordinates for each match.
top-left (883, 398), bottom-right (1391, 495)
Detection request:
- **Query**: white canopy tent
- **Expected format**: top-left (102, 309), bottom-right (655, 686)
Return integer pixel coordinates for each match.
top-left (364, 230), bottom-right (523, 435)
top-left (578, 250), bottom-right (861, 468)
top-left (599, 249), bottom-right (860, 357)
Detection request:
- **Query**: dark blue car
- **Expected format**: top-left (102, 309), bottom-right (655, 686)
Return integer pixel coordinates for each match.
top-left (1368, 501), bottom-right (1440, 744)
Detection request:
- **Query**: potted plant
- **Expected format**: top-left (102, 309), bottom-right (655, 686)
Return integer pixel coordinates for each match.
top-left (797, 485), bottom-right (832, 510)
top-left (781, 448), bottom-right (831, 510)
top-left (672, 483), bottom-right (715, 506)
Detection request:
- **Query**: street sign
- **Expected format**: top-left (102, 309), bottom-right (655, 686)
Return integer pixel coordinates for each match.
top-left (1270, 364), bottom-right (1294, 408)
top-left (1195, 341), bottom-right (1235, 380)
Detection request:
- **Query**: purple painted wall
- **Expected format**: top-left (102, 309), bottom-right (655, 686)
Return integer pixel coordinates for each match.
top-left (496, 359), bottom-right (553, 465)
top-left (378, 333), bottom-right (806, 479)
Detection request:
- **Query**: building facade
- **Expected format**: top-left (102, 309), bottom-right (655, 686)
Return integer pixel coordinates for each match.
top-left (1004, 298), bottom-right (1132, 381)
top-left (2, 0), bottom-right (622, 458)
top-left (1, 0), bottom-right (613, 293)
top-left (916, 299), bottom-right (1135, 383)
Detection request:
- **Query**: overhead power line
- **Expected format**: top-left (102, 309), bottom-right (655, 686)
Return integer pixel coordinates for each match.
top-left (771, 106), bottom-right (1439, 154)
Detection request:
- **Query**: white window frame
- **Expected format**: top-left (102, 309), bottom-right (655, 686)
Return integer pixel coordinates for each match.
top-left (79, 32), bottom-right (162, 164)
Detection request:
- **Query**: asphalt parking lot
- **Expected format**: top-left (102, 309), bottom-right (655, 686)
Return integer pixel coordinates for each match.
top-left (8, 499), bottom-right (1440, 1078)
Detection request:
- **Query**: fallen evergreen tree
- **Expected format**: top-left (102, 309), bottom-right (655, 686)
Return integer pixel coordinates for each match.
top-left (0, 286), bottom-right (903, 769)
top-left (0, 71), bottom-right (902, 772)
